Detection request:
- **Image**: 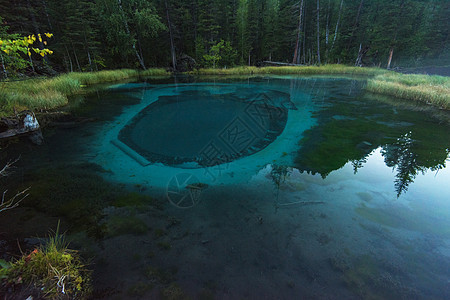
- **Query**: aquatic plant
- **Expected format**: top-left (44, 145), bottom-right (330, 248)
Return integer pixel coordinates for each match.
top-left (21, 163), bottom-right (118, 238)
top-left (1, 224), bottom-right (92, 299)
top-left (112, 192), bottom-right (161, 209)
top-left (105, 215), bottom-right (148, 237)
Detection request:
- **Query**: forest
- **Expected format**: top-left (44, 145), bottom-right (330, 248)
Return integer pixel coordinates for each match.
top-left (0, 0), bottom-right (449, 76)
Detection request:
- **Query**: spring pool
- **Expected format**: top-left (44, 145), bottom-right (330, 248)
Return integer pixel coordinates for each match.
top-left (1, 75), bottom-right (449, 299)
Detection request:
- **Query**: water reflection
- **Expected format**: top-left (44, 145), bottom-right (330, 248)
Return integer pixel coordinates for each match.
top-left (294, 79), bottom-right (450, 197)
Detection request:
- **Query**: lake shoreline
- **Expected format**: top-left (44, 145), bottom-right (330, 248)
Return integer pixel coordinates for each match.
top-left (1, 65), bottom-right (448, 118)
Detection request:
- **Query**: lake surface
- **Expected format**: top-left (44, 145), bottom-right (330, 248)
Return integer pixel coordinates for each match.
top-left (1, 75), bottom-right (449, 299)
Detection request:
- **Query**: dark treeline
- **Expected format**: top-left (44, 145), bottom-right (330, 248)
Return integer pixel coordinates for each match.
top-left (0, 0), bottom-right (448, 73)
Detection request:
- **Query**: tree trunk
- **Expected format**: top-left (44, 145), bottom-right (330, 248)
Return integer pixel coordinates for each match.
top-left (325, 0), bottom-right (330, 62)
top-left (293, 0), bottom-right (304, 64)
top-left (302, 3), bottom-right (307, 64)
top-left (28, 54), bottom-right (36, 73)
top-left (27, 0), bottom-right (48, 64)
top-left (346, 0), bottom-right (364, 52)
top-left (41, 0), bottom-right (53, 31)
top-left (386, 47), bottom-right (394, 69)
top-left (386, 0), bottom-right (405, 69)
top-left (83, 35), bottom-right (93, 72)
top-left (164, 0), bottom-right (177, 70)
top-left (316, 0), bottom-right (321, 65)
top-left (117, 0), bottom-right (146, 70)
top-left (64, 44), bottom-right (73, 72)
top-left (0, 52), bottom-right (8, 79)
top-left (72, 43), bottom-right (81, 72)
top-left (325, 0), bottom-right (330, 46)
top-left (86, 48), bottom-right (93, 72)
top-left (331, 0), bottom-right (344, 50)
top-left (355, 43), bottom-right (362, 66)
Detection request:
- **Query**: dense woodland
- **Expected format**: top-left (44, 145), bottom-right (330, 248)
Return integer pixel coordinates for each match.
top-left (0, 0), bottom-right (449, 75)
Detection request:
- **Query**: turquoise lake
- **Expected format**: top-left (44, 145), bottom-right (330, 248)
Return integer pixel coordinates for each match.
top-left (1, 75), bottom-right (449, 299)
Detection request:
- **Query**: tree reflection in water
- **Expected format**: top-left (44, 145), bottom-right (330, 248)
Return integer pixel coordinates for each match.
top-left (382, 132), bottom-right (449, 197)
top-left (293, 79), bottom-right (450, 197)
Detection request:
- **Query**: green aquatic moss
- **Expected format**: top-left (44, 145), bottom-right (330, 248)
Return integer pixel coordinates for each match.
top-left (106, 215), bottom-right (148, 237)
top-left (112, 192), bottom-right (158, 208)
top-left (19, 163), bottom-right (118, 237)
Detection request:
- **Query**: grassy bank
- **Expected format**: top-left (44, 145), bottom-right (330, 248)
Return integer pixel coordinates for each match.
top-left (366, 73), bottom-right (450, 109)
top-left (0, 68), bottom-right (168, 116)
top-left (1, 66), bottom-right (448, 116)
top-left (192, 64), bottom-right (389, 76)
top-left (195, 65), bottom-right (449, 110)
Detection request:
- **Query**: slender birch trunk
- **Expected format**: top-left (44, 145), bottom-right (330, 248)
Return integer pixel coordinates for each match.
top-left (64, 44), bottom-right (73, 72)
top-left (316, 0), bottom-right (321, 65)
top-left (27, 0), bottom-right (47, 65)
top-left (72, 43), bottom-right (81, 71)
top-left (165, 0), bottom-right (177, 70)
top-left (293, 0), bottom-right (304, 64)
top-left (386, 48), bottom-right (394, 69)
top-left (117, 0), bottom-right (146, 70)
top-left (331, 0), bottom-right (343, 50)
top-left (386, 0), bottom-right (405, 69)
top-left (302, 3), bottom-right (307, 64)
top-left (1, 52), bottom-right (8, 79)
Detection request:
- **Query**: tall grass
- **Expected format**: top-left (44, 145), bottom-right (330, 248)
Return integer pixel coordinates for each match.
top-left (366, 73), bottom-right (450, 109)
top-left (0, 68), bottom-right (169, 116)
top-left (193, 64), bottom-right (389, 76)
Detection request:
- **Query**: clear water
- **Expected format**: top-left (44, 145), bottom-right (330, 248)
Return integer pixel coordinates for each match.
top-left (1, 75), bottom-right (449, 299)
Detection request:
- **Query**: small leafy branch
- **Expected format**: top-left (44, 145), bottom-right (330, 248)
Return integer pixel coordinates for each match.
top-left (0, 16), bottom-right (54, 78)
top-left (0, 33), bottom-right (54, 58)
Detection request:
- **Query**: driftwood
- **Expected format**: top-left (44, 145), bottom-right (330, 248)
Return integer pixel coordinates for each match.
top-left (0, 111), bottom-right (40, 140)
top-left (262, 61), bottom-right (305, 67)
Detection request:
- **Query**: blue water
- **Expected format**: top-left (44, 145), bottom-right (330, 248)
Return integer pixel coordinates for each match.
top-left (1, 75), bottom-right (449, 299)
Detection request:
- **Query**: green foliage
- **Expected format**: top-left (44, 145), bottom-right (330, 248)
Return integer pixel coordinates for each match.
top-left (1, 0), bottom-right (448, 70)
top-left (0, 15), bottom-right (54, 76)
top-left (203, 39), bottom-right (237, 68)
top-left (2, 227), bottom-right (92, 299)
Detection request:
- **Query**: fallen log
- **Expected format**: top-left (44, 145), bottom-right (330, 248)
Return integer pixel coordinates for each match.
top-left (262, 61), bottom-right (305, 67)
top-left (0, 111), bottom-right (40, 140)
